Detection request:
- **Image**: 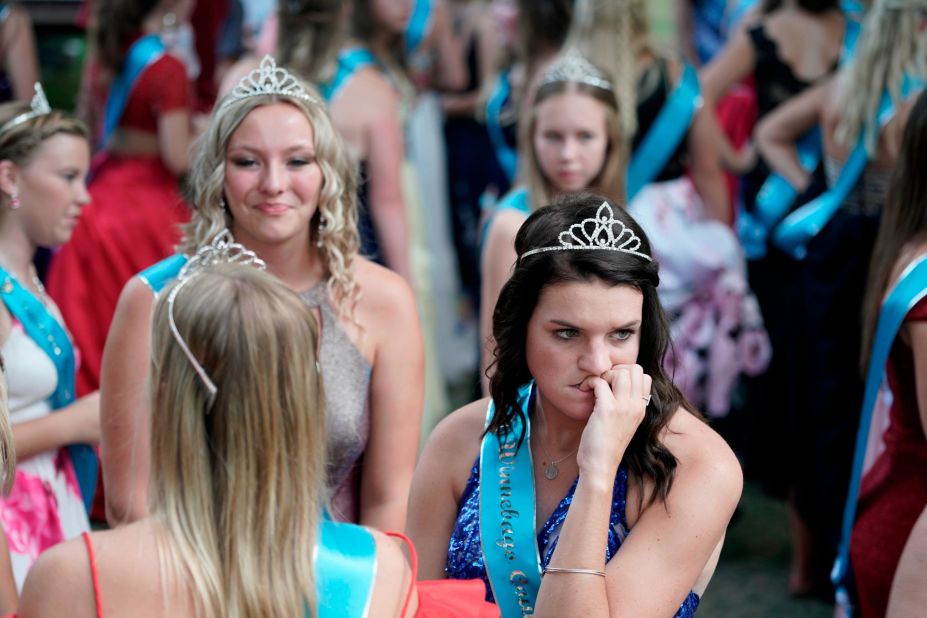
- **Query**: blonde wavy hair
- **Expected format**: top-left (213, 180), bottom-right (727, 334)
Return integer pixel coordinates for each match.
top-left (148, 263), bottom-right (327, 617)
top-left (0, 355), bottom-right (15, 494)
top-left (520, 61), bottom-right (625, 210)
top-left (835, 0), bottom-right (927, 154)
top-left (181, 77), bottom-right (360, 316)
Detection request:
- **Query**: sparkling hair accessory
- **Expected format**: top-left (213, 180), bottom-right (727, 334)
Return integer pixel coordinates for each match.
top-left (521, 201), bottom-right (652, 261)
top-left (537, 47), bottom-right (613, 92)
top-left (167, 230), bottom-right (267, 410)
top-left (218, 55), bottom-right (319, 112)
top-left (0, 83), bottom-right (52, 134)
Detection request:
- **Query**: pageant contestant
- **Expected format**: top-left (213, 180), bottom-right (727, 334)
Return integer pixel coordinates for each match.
top-left (409, 196), bottom-right (743, 617)
top-left (100, 57), bottom-right (423, 530)
top-left (18, 261), bottom-right (416, 618)
top-left (0, 354), bottom-right (17, 613)
top-left (0, 87), bottom-right (98, 588)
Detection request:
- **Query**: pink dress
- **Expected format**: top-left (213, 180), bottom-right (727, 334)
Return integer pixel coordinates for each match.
top-left (0, 310), bottom-right (89, 590)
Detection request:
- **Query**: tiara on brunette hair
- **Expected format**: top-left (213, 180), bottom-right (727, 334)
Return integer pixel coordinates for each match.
top-left (0, 83), bottom-right (51, 134)
top-left (537, 47), bottom-right (613, 92)
top-left (521, 201), bottom-right (651, 261)
top-left (218, 55), bottom-right (320, 112)
top-left (167, 230), bottom-right (267, 409)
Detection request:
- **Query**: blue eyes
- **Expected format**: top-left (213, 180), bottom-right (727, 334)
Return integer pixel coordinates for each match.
top-left (555, 328), bottom-right (578, 340)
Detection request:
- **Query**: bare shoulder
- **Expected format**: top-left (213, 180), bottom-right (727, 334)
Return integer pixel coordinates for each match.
top-left (486, 208), bottom-right (527, 247)
top-left (18, 535), bottom-right (95, 617)
top-left (353, 258), bottom-right (417, 322)
top-left (421, 398), bottom-right (490, 493)
top-left (663, 408), bottom-right (744, 502)
top-left (370, 530), bottom-right (413, 617)
top-left (119, 275), bottom-right (157, 316)
top-left (340, 68), bottom-right (400, 119)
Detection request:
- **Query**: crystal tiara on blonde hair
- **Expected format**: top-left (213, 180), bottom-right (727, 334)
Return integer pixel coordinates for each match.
top-left (167, 230), bottom-right (267, 409)
top-left (521, 201), bottom-right (651, 261)
top-left (537, 47), bottom-right (613, 92)
top-left (218, 55), bottom-right (320, 112)
top-left (0, 83), bottom-right (51, 134)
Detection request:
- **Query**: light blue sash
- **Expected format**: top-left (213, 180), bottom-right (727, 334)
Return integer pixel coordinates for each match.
top-left (831, 254), bottom-right (927, 616)
top-left (0, 267), bottom-right (98, 513)
top-left (478, 382), bottom-right (542, 618)
top-left (743, 14), bottom-right (860, 259)
top-left (627, 63), bottom-right (701, 202)
top-left (99, 33), bottom-right (166, 150)
top-left (319, 48), bottom-right (379, 103)
top-left (315, 517), bottom-right (378, 618)
top-left (773, 75), bottom-right (925, 259)
top-left (138, 254), bottom-right (188, 296)
top-left (485, 69), bottom-right (518, 183)
top-left (405, 0), bottom-right (433, 55)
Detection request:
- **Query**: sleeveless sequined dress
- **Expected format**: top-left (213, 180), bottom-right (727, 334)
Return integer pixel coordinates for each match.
top-left (445, 461), bottom-right (701, 616)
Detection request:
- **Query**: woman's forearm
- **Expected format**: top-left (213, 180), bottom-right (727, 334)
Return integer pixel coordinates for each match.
top-left (533, 476), bottom-right (613, 618)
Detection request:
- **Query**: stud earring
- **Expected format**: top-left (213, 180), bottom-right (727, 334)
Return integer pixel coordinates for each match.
top-left (9, 193), bottom-right (19, 210)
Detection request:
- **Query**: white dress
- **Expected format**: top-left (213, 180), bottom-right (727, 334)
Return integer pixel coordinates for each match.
top-left (0, 309), bottom-right (89, 590)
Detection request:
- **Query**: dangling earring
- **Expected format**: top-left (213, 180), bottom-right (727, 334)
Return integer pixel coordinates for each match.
top-left (9, 193), bottom-right (19, 210)
top-left (220, 197), bottom-right (229, 212)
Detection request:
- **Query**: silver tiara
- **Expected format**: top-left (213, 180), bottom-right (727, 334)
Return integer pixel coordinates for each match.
top-left (537, 48), bottom-right (613, 92)
top-left (218, 55), bottom-right (319, 112)
top-left (521, 202), bottom-right (651, 261)
top-left (167, 230), bottom-right (267, 409)
top-left (0, 83), bottom-right (52, 134)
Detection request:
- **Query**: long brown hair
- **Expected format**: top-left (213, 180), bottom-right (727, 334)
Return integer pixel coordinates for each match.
top-left (861, 90), bottom-right (927, 368)
top-left (92, 0), bottom-right (161, 73)
top-left (277, 0), bottom-right (346, 85)
top-left (487, 194), bottom-right (697, 507)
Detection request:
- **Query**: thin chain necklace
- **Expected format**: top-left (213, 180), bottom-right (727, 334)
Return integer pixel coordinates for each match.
top-left (535, 397), bottom-right (579, 481)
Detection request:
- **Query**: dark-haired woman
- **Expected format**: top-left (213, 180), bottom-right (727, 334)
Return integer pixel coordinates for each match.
top-left (408, 196), bottom-right (742, 617)
top-left (45, 0), bottom-right (195, 397)
top-left (844, 89), bottom-right (927, 618)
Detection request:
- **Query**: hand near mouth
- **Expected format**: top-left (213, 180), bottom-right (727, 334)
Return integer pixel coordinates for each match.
top-left (576, 364), bottom-right (652, 483)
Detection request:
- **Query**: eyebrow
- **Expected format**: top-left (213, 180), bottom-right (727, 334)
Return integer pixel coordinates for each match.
top-left (548, 319), bottom-right (641, 330)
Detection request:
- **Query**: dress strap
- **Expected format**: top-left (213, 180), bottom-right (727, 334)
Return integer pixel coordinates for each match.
top-left (81, 532), bottom-right (104, 618)
top-left (385, 531), bottom-right (418, 617)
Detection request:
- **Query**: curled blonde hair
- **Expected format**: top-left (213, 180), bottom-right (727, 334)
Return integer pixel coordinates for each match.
top-left (0, 356), bottom-right (15, 494)
top-left (182, 76), bottom-right (360, 315)
top-left (835, 0), bottom-right (927, 154)
top-left (149, 263), bottom-right (327, 617)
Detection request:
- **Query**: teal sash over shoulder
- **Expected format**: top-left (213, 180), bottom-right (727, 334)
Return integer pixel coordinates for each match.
top-left (831, 255), bottom-right (927, 616)
top-left (138, 254), bottom-right (188, 296)
top-left (478, 382), bottom-right (542, 618)
top-left (627, 63), bottom-right (701, 202)
top-left (741, 13), bottom-right (861, 259)
top-left (479, 186), bottom-right (530, 258)
top-left (315, 518), bottom-right (378, 618)
top-left (319, 48), bottom-right (379, 103)
top-left (773, 75), bottom-right (925, 259)
top-left (405, 0), bottom-right (433, 54)
top-left (485, 69), bottom-right (518, 183)
top-left (0, 267), bottom-right (98, 512)
top-left (100, 33), bottom-right (166, 150)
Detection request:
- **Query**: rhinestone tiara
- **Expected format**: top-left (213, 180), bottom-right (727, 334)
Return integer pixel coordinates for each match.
top-left (167, 230), bottom-right (267, 410)
top-left (0, 83), bottom-right (52, 134)
top-left (537, 48), bottom-right (613, 92)
top-left (521, 201), bottom-right (651, 261)
top-left (218, 55), bottom-right (319, 112)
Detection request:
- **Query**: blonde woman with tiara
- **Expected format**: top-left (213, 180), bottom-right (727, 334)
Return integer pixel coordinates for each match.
top-left (99, 57), bottom-right (424, 532)
top-left (15, 261), bottom-right (418, 617)
top-left (756, 0), bottom-right (927, 597)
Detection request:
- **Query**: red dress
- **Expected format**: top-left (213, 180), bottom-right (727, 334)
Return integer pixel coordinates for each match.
top-left (850, 296), bottom-right (927, 617)
top-left (46, 53), bottom-right (191, 397)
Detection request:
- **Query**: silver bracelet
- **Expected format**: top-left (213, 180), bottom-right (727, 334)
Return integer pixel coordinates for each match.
top-left (543, 566), bottom-right (606, 577)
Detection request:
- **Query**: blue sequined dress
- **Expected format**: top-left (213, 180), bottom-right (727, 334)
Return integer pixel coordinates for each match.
top-left (445, 459), bottom-right (701, 616)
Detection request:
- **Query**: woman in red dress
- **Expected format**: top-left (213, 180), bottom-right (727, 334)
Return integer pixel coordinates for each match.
top-left (46, 0), bottom-right (194, 396)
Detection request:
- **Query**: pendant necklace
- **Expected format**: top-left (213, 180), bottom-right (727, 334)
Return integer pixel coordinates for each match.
top-left (535, 399), bottom-right (578, 481)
